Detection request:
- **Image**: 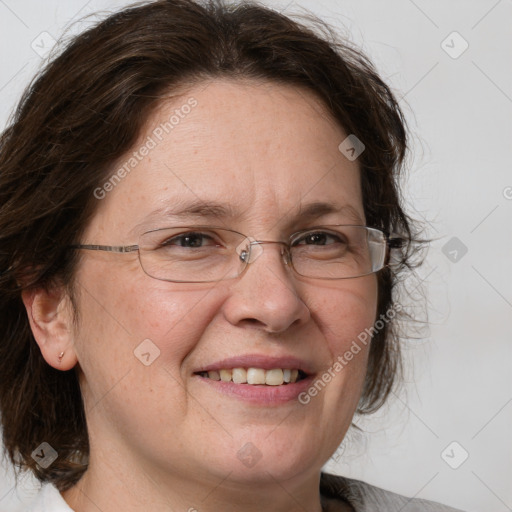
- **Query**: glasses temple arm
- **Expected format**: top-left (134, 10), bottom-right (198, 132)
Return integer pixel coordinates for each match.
top-left (71, 244), bottom-right (139, 253)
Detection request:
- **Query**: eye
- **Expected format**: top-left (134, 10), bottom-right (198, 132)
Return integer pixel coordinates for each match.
top-left (161, 232), bottom-right (219, 248)
top-left (293, 230), bottom-right (347, 246)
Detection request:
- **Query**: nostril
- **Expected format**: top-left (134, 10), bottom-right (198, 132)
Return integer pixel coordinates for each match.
top-left (239, 318), bottom-right (268, 330)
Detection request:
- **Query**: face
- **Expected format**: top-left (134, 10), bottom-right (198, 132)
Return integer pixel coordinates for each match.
top-left (68, 79), bottom-right (378, 489)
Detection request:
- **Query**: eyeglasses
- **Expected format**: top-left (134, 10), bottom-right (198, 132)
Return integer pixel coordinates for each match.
top-left (72, 225), bottom-right (402, 283)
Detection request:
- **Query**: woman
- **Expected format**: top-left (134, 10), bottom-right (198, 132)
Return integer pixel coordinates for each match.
top-left (0, 1), bottom-right (462, 510)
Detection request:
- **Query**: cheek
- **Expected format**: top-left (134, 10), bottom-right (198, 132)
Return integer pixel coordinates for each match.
top-left (307, 275), bottom-right (378, 360)
top-left (82, 270), bottom-right (227, 369)
top-left (72, 269), bottom-right (227, 430)
top-left (72, 263), bottom-right (222, 385)
top-left (302, 276), bottom-right (378, 422)
top-left (129, 284), bottom-right (223, 364)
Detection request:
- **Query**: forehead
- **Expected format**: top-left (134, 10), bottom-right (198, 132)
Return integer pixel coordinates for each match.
top-left (88, 79), bottom-right (364, 238)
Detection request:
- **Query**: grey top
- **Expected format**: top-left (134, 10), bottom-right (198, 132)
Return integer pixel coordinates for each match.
top-left (320, 473), bottom-right (464, 511)
top-left (25, 473), bottom-right (464, 511)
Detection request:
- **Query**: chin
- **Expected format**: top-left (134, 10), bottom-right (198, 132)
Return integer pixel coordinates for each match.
top-left (227, 457), bottom-right (319, 486)
top-left (213, 433), bottom-right (326, 484)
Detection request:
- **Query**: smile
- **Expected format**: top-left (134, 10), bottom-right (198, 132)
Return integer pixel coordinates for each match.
top-left (196, 368), bottom-right (307, 385)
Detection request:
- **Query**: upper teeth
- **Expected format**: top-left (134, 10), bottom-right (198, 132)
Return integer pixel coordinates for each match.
top-left (202, 368), bottom-right (300, 385)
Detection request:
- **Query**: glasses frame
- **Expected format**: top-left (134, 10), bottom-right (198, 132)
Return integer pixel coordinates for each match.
top-left (71, 224), bottom-right (404, 283)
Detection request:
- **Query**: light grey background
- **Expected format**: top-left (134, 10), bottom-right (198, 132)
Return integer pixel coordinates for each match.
top-left (0, 1), bottom-right (511, 511)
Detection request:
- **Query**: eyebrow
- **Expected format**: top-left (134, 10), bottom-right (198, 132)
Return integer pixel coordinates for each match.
top-left (297, 201), bottom-right (363, 224)
top-left (139, 200), bottom-right (237, 222)
top-left (134, 199), bottom-right (364, 232)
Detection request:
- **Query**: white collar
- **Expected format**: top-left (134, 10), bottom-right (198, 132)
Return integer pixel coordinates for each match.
top-left (27, 484), bottom-right (74, 512)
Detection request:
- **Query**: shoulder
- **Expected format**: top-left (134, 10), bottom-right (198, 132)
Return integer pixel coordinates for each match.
top-left (320, 472), bottom-right (465, 512)
top-left (24, 483), bottom-right (74, 512)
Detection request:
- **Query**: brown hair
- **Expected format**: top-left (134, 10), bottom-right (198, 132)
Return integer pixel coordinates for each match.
top-left (0, 0), bottom-right (420, 491)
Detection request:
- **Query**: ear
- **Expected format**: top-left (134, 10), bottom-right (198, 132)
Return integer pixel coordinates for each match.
top-left (22, 286), bottom-right (78, 371)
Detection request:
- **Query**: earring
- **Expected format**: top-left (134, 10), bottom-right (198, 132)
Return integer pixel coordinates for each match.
top-left (58, 351), bottom-right (65, 363)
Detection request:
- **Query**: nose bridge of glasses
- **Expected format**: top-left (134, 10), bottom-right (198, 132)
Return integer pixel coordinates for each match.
top-left (236, 237), bottom-right (290, 266)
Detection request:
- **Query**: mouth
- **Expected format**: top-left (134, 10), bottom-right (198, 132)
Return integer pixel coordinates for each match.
top-left (192, 355), bottom-right (314, 404)
top-left (195, 368), bottom-right (308, 386)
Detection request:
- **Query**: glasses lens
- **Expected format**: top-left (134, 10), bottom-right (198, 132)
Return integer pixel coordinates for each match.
top-left (136, 225), bottom-right (387, 282)
top-left (138, 227), bottom-right (247, 282)
top-left (290, 226), bottom-right (386, 279)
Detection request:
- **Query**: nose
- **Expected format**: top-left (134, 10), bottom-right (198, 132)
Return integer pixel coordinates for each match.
top-left (222, 241), bottom-right (310, 334)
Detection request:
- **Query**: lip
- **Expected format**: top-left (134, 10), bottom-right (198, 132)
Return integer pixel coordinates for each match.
top-left (193, 354), bottom-right (316, 405)
top-left (195, 373), bottom-right (315, 405)
top-left (193, 354), bottom-right (315, 374)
